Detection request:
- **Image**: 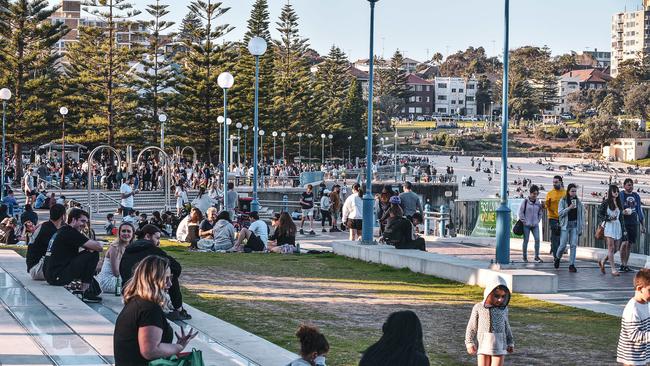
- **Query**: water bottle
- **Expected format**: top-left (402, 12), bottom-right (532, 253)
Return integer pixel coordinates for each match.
top-left (295, 243), bottom-right (301, 254)
top-left (115, 277), bottom-right (122, 296)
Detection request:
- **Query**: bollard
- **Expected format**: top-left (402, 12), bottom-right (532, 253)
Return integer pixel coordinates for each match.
top-left (282, 194), bottom-right (288, 212)
top-left (439, 205), bottom-right (448, 238)
top-left (424, 203), bottom-right (431, 235)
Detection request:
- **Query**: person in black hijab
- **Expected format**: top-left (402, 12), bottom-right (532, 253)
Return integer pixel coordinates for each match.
top-left (359, 310), bottom-right (429, 366)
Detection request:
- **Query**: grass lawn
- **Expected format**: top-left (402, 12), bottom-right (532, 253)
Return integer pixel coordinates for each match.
top-left (159, 241), bottom-right (619, 366)
top-left (2, 242), bottom-right (621, 365)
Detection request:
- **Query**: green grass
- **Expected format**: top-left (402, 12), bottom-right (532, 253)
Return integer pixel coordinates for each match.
top-left (630, 158), bottom-right (650, 167)
top-left (159, 241), bottom-right (621, 366)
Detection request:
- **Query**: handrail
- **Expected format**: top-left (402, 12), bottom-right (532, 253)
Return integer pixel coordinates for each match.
top-left (37, 177), bottom-right (62, 191)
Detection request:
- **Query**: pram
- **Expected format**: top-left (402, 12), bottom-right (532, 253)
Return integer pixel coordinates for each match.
top-left (233, 197), bottom-right (253, 231)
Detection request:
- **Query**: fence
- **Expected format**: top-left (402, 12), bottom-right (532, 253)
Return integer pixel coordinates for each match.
top-left (452, 199), bottom-right (650, 255)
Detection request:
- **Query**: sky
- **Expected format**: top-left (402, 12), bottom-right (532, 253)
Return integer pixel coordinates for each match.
top-left (50, 0), bottom-right (644, 62)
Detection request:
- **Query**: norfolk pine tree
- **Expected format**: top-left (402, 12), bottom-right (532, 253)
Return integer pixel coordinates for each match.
top-left (173, 0), bottom-right (233, 161)
top-left (340, 78), bottom-right (365, 158)
top-left (0, 0), bottom-right (67, 176)
top-left (228, 0), bottom-right (275, 148)
top-left (133, 0), bottom-right (176, 147)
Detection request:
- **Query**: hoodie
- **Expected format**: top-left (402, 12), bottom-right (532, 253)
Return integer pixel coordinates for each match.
top-left (465, 277), bottom-right (514, 356)
top-left (212, 219), bottom-right (235, 248)
top-left (119, 239), bottom-right (182, 288)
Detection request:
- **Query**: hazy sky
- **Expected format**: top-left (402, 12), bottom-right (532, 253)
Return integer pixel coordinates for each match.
top-left (51, 0), bottom-right (643, 61)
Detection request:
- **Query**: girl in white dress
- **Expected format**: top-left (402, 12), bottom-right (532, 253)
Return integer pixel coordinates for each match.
top-left (96, 222), bottom-right (134, 292)
top-left (598, 185), bottom-right (627, 276)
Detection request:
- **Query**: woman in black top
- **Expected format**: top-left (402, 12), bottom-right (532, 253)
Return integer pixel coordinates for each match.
top-left (185, 207), bottom-right (202, 250)
top-left (359, 311), bottom-right (430, 366)
top-left (268, 212), bottom-right (296, 252)
top-left (113, 255), bottom-right (197, 366)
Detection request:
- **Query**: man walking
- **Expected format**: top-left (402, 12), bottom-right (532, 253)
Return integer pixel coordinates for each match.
top-left (545, 175), bottom-right (565, 260)
top-left (119, 175), bottom-right (138, 217)
top-left (620, 178), bottom-right (645, 272)
top-left (299, 184), bottom-right (316, 235)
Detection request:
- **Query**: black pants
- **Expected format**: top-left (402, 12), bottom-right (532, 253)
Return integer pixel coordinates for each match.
top-left (395, 238), bottom-right (426, 251)
top-left (321, 211), bottom-right (332, 227)
top-left (549, 219), bottom-right (560, 258)
top-left (47, 250), bottom-right (100, 286)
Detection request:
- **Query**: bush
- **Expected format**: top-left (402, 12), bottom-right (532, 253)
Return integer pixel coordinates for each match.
top-left (548, 127), bottom-right (568, 138)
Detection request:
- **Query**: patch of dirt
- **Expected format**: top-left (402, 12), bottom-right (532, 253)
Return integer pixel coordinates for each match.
top-left (183, 268), bottom-right (617, 366)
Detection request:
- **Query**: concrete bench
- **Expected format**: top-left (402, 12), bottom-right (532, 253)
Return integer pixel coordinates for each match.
top-left (332, 242), bottom-right (557, 294)
top-left (0, 249), bottom-right (298, 366)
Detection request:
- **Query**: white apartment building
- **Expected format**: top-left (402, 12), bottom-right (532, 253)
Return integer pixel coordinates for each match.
top-left (433, 77), bottom-right (478, 116)
top-left (611, 0), bottom-right (650, 77)
top-left (554, 69), bottom-right (612, 115)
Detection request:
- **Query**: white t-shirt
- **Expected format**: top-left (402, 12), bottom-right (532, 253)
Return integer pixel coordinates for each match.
top-left (120, 183), bottom-right (134, 208)
top-left (248, 220), bottom-right (268, 247)
top-left (175, 186), bottom-right (188, 209)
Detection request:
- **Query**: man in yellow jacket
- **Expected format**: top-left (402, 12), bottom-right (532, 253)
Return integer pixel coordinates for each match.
top-left (545, 175), bottom-right (566, 260)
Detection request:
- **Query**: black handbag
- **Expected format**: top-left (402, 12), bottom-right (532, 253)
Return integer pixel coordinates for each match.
top-left (512, 200), bottom-right (527, 236)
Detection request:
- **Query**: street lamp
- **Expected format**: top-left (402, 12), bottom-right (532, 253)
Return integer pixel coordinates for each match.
top-left (243, 125), bottom-right (249, 163)
top-left (0, 88), bottom-right (11, 199)
top-left (158, 114), bottom-right (167, 149)
top-left (281, 132), bottom-right (286, 164)
top-left (328, 134), bottom-right (333, 161)
top-left (259, 129), bottom-right (265, 187)
top-left (217, 116), bottom-right (224, 163)
top-left (307, 133), bottom-right (313, 165)
top-left (272, 131), bottom-right (278, 164)
top-left (236, 122), bottom-right (242, 166)
top-left (347, 136), bottom-right (352, 164)
top-left (297, 132), bottom-right (303, 163)
top-left (362, 0), bottom-right (379, 243)
top-left (218, 71), bottom-right (234, 213)
top-left (59, 106), bottom-right (68, 189)
top-left (394, 130), bottom-right (399, 182)
top-left (320, 133), bottom-right (326, 165)
top-left (248, 36), bottom-right (268, 211)
top-left (495, 0), bottom-right (511, 265)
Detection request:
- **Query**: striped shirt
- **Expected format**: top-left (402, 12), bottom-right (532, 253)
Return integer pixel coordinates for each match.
top-left (618, 298), bottom-right (650, 365)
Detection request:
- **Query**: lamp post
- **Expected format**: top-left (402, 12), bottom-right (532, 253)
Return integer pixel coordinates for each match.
top-left (217, 116), bottom-right (224, 162)
top-left (495, 0), bottom-right (511, 265)
top-left (59, 106), bottom-right (68, 189)
top-left (243, 125), bottom-right (249, 164)
top-left (255, 130), bottom-right (264, 187)
top-left (347, 136), bottom-right (352, 164)
top-left (281, 132), bottom-right (286, 164)
top-left (307, 134), bottom-right (313, 165)
top-left (320, 133), bottom-right (326, 165)
top-left (394, 130), bottom-right (398, 182)
top-left (236, 122), bottom-right (242, 166)
top-left (362, 0), bottom-right (379, 243)
top-left (218, 71), bottom-right (234, 213)
top-left (248, 36), bottom-right (267, 212)
top-left (158, 114), bottom-right (167, 149)
top-left (272, 131), bottom-right (277, 164)
top-left (0, 88), bottom-right (11, 199)
top-left (328, 134), bottom-right (333, 162)
top-left (297, 132), bottom-right (303, 163)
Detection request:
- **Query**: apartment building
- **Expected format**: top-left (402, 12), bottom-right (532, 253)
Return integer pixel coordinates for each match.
top-left (433, 77), bottom-right (478, 116)
top-left (611, 0), bottom-right (650, 77)
top-left (402, 74), bottom-right (434, 118)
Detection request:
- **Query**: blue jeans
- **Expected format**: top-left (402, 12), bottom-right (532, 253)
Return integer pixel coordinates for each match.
top-left (557, 221), bottom-right (578, 266)
top-left (522, 225), bottom-right (540, 259)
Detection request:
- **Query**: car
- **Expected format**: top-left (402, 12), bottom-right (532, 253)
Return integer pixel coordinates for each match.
top-left (560, 113), bottom-right (575, 120)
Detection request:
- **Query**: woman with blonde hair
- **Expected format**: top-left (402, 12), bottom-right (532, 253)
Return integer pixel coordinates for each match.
top-left (96, 221), bottom-right (135, 293)
top-left (113, 255), bottom-right (197, 365)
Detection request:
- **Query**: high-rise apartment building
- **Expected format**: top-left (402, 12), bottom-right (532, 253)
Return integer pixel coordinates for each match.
top-left (611, 0), bottom-right (650, 77)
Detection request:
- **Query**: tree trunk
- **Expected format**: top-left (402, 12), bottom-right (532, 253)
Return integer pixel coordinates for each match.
top-left (14, 142), bottom-right (22, 183)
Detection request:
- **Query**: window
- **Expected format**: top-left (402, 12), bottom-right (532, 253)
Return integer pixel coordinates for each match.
top-left (451, 88), bottom-right (457, 92)
top-left (410, 96), bottom-right (416, 102)
top-left (437, 95), bottom-right (447, 100)
top-left (416, 96), bottom-right (422, 102)
top-left (437, 83), bottom-right (447, 88)
top-left (458, 100), bottom-right (464, 105)
top-left (459, 88), bottom-right (464, 93)
top-left (466, 96), bottom-right (474, 102)
top-left (408, 107), bottom-right (416, 113)
top-left (451, 100), bottom-right (456, 104)
top-left (468, 84), bottom-right (475, 89)
top-left (437, 108), bottom-right (447, 113)
top-left (415, 107), bottom-right (422, 113)
top-left (426, 97), bottom-right (430, 102)
top-left (415, 85), bottom-right (422, 92)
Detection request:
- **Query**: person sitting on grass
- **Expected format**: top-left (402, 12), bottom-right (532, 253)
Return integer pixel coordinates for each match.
top-left (105, 213), bottom-right (116, 235)
top-left (120, 224), bottom-right (191, 321)
top-left (185, 207), bottom-right (202, 251)
top-left (359, 310), bottom-right (430, 366)
top-left (198, 207), bottom-right (218, 239)
top-left (196, 211), bottom-right (235, 252)
top-left (231, 211), bottom-right (267, 252)
top-left (287, 324), bottom-right (329, 366)
top-left (113, 255), bottom-right (198, 366)
top-left (382, 206), bottom-right (426, 251)
top-left (268, 212), bottom-right (297, 253)
top-left (0, 217), bottom-right (19, 245)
